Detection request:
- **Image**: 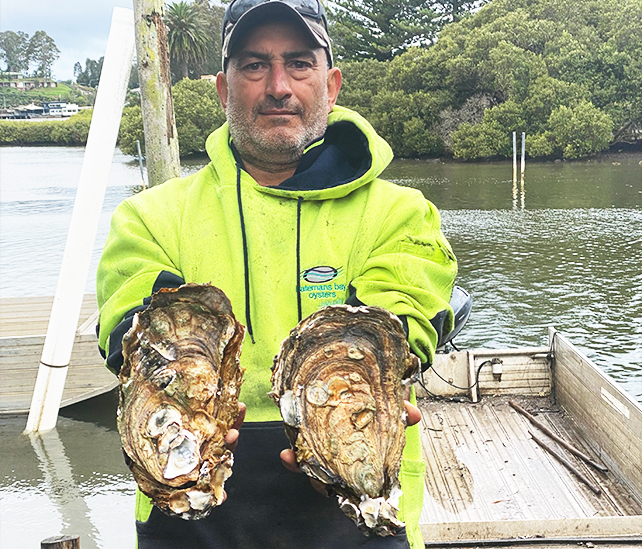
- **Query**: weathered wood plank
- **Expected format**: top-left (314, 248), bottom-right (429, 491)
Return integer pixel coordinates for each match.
top-left (0, 299), bottom-right (114, 412)
top-left (0, 294), bottom-right (98, 337)
top-left (420, 516), bottom-right (642, 542)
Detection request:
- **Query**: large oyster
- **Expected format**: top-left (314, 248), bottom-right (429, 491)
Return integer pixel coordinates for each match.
top-left (118, 283), bottom-right (245, 519)
top-left (271, 305), bottom-right (420, 535)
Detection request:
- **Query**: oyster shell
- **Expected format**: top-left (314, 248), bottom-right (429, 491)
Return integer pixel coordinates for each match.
top-left (271, 305), bottom-right (420, 535)
top-left (118, 283), bottom-right (245, 519)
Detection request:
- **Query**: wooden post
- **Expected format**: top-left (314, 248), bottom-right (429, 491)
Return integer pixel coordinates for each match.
top-left (136, 139), bottom-right (147, 189)
top-left (133, 0), bottom-right (180, 187)
top-left (24, 8), bottom-right (135, 433)
top-left (41, 535), bottom-right (80, 549)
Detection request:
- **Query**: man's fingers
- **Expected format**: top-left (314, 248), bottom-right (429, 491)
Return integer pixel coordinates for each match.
top-left (224, 402), bottom-right (246, 451)
top-left (280, 449), bottom-right (302, 473)
top-left (281, 450), bottom-right (328, 495)
top-left (404, 400), bottom-right (421, 426)
top-left (224, 428), bottom-right (240, 451)
top-left (231, 402), bottom-right (246, 431)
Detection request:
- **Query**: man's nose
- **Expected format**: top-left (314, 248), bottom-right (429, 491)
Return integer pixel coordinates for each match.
top-left (266, 64), bottom-right (292, 100)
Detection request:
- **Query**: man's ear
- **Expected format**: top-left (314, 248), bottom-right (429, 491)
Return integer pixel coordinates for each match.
top-left (216, 71), bottom-right (228, 109)
top-left (326, 67), bottom-right (342, 112)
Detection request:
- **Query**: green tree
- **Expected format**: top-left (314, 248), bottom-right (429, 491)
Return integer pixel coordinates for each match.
top-left (543, 101), bottom-right (614, 159)
top-left (450, 120), bottom-right (505, 159)
top-left (119, 78), bottom-right (225, 156)
top-left (381, 0), bottom-right (641, 158)
top-left (165, 1), bottom-right (210, 81)
top-left (27, 30), bottom-right (60, 78)
top-left (192, 0), bottom-right (225, 76)
top-left (128, 62), bottom-right (140, 89)
top-left (75, 57), bottom-right (104, 87)
top-left (329, 0), bottom-right (439, 61)
top-left (434, 0), bottom-right (488, 24)
top-left (0, 31), bottom-right (30, 73)
top-left (172, 78), bottom-right (226, 154)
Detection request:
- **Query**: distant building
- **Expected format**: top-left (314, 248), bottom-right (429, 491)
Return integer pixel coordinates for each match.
top-left (200, 75), bottom-right (215, 82)
top-left (0, 102), bottom-right (79, 119)
top-left (0, 73), bottom-right (58, 91)
top-left (22, 104), bottom-right (45, 116)
top-left (43, 102), bottom-right (79, 117)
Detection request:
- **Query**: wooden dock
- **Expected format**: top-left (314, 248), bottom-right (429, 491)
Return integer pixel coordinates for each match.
top-left (0, 294), bottom-right (118, 414)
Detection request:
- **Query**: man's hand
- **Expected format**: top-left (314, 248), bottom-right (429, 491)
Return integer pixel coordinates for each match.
top-left (280, 400), bottom-right (421, 474)
top-left (224, 402), bottom-right (246, 452)
top-left (405, 399), bottom-right (421, 427)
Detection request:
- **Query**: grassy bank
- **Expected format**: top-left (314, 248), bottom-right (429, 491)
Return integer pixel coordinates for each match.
top-left (0, 82), bottom-right (94, 108)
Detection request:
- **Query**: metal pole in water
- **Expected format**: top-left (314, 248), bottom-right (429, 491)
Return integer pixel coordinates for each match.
top-left (512, 131), bottom-right (517, 185)
top-left (24, 7), bottom-right (136, 433)
top-left (512, 131), bottom-right (518, 207)
top-left (521, 131), bottom-right (526, 184)
top-left (136, 139), bottom-right (146, 189)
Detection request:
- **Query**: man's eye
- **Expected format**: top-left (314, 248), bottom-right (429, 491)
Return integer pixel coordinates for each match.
top-left (291, 60), bottom-right (312, 70)
top-left (244, 62), bottom-right (263, 71)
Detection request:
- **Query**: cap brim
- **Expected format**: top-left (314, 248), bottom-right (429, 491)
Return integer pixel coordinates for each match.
top-left (222, 2), bottom-right (331, 68)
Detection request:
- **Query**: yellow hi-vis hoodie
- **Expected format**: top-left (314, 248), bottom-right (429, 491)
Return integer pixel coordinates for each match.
top-left (97, 106), bottom-right (458, 548)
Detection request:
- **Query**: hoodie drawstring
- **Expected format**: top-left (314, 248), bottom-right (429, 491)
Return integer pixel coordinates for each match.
top-left (296, 196), bottom-right (303, 323)
top-left (236, 166), bottom-right (255, 343)
top-left (236, 165), bottom-right (304, 340)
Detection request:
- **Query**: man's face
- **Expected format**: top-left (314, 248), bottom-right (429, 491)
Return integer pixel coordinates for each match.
top-left (216, 21), bottom-right (341, 172)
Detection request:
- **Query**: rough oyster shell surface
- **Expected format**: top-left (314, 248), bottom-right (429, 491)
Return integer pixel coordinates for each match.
top-left (118, 283), bottom-right (245, 519)
top-left (271, 305), bottom-right (420, 535)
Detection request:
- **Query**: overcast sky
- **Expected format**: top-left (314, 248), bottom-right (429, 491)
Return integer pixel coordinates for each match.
top-left (1, 0), bottom-right (136, 80)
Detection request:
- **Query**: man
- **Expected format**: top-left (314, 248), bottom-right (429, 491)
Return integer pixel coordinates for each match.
top-left (97, 1), bottom-right (457, 547)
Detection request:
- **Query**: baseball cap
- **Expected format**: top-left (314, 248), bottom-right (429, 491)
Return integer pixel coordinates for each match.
top-left (222, 0), bottom-right (333, 70)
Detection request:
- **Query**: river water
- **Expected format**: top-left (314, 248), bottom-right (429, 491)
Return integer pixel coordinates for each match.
top-left (1, 146), bottom-right (641, 548)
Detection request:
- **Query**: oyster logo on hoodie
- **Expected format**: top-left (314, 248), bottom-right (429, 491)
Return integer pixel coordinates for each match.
top-left (302, 266), bottom-right (341, 283)
top-left (300, 266), bottom-right (345, 304)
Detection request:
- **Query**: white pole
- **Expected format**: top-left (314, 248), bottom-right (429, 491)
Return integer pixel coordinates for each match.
top-left (512, 131), bottom-right (518, 207)
top-left (520, 132), bottom-right (526, 209)
top-left (512, 131), bottom-right (517, 185)
top-left (25, 7), bottom-right (135, 433)
top-left (521, 131), bottom-right (526, 184)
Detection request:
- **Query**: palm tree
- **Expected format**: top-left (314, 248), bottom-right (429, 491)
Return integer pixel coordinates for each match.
top-left (165, 1), bottom-right (209, 80)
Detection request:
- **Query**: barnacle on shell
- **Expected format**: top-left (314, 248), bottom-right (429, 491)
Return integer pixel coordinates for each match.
top-left (118, 283), bottom-right (245, 519)
top-left (271, 305), bottom-right (420, 535)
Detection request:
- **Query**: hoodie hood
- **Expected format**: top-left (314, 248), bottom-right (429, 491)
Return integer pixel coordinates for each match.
top-left (205, 105), bottom-right (394, 200)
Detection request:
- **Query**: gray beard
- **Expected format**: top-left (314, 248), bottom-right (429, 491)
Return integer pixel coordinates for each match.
top-left (226, 94), bottom-right (328, 173)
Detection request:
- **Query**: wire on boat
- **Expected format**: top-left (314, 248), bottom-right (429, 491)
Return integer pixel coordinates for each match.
top-left (416, 359), bottom-right (498, 403)
top-left (427, 359), bottom-right (498, 391)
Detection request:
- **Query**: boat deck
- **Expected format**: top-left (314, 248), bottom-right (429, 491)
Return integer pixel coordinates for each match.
top-left (418, 394), bottom-right (642, 544)
top-left (0, 294), bottom-right (117, 414)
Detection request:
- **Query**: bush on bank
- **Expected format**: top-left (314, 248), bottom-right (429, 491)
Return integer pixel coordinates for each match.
top-left (0, 109), bottom-right (92, 146)
top-left (118, 78), bottom-right (225, 157)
